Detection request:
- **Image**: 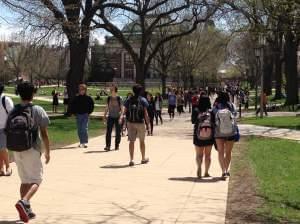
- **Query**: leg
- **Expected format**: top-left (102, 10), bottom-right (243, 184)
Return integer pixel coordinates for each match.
top-left (114, 118), bottom-right (122, 148)
top-left (216, 139), bottom-right (226, 175)
top-left (224, 141), bottom-right (234, 172)
top-left (20, 184), bottom-right (39, 201)
top-left (159, 111), bottom-right (163, 124)
top-left (82, 114), bottom-right (89, 144)
top-left (76, 115), bottom-right (83, 144)
top-left (139, 140), bottom-right (146, 161)
top-left (155, 112), bottom-right (159, 125)
top-left (264, 105), bottom-right (268, 116)
top-left (204, 146), bottom-right (212, 176)
top-left (105, 117), bottom-right (114, 148)
top-left (129, 141), bottom-right (135, 161)
top-left (150, 117), bottom-right (154, 135)
top-left (195, 146), bottom-right (204, 178)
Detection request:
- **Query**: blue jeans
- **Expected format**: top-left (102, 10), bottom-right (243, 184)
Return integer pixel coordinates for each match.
top-left (76, 114), bottom-right (89, 144)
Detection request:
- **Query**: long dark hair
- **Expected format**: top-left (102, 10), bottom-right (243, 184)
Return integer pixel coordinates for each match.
top-left (215, 91), bottom-right (231, 108)
top-left (198, 95), bottom-right (211, 112)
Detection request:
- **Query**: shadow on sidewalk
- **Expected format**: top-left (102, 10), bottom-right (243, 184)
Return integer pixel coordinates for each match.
top-left (0, 221), bottom-right (22, 224)
top-left (169, 177), bottom-right (222, 183)
top-left (84, 150), bottom-right (109, 154)
top-left (101, 163), bottom-right (143, 169)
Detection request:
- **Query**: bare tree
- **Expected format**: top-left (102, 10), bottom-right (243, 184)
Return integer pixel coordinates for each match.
top-left (92, 0), bottom-right (221, 86)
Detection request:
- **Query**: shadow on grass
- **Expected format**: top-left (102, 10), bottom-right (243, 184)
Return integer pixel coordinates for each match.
top-left (169, 177), bottom-right (222, 183)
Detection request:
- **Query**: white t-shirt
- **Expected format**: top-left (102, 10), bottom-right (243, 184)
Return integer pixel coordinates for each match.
top-left (0, 94), bottom-right (14, 129)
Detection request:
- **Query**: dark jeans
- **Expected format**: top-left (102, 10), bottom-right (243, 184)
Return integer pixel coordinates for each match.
top-left (256, 105), bottom-right (268, 116)
top-left (76, 113), bottom-right (89, 144)
top-left (148, 116), bottom-right (154, 134)
top-left (106, 117), bottom-right (121, 148)
top-left (155, 110), bottom-right (163, 125)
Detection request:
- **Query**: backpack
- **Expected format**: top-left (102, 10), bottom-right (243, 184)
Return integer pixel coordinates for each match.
top-left (126, 97), bottom-right (144, 123)
top-left (215, 107), bottom-right (236, 138)
top-left (5, 104), bottom-right (37, 152)
top-left (196, 112), bottom-right (213, 140)
top-left (1, 96), bottom-right (8, 114)
top-left (107, 96), bottom-right (121, 107)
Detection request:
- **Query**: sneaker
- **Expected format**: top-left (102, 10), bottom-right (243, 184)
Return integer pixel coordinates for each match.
top-left (83, 144), bottom-right (88, 149)
top-left (104, 146), bottom-right (111, 151)
top-left (78, 144), bottom-right (82, 148)
top-left (141, 158), bottom-right (149, 164)
top-left (115, 146), bottom-right (119, 151)
top-left (28, 211), bottom-right (36, 220)
top-left (129, 161), bottom-right (135, 166)
top-left (15, 200), bottom-right (30, 223)
top-left (226, 172), bottom-right (231, 177)
top-left (5, 167), bottom-right (12, 176)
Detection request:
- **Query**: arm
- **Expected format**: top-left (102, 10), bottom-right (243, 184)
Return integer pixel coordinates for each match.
top-left (40, 127), bottom-right (50, 164)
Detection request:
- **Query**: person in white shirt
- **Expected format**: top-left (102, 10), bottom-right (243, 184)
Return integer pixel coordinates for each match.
top-left (0, 83), bottom-right (14, 176)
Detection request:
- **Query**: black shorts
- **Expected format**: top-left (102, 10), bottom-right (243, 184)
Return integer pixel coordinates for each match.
top-left (215, 136), bottom-right (235, 141)
top-left (63, 99), bottom-right (69, 105)
top-left (193, 128), bottom-right (214, 147)
top-left (168, 105), bottom-right (176, 114)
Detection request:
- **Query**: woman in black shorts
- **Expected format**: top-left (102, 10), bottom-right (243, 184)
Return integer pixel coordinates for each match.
top-left (193, 95), bottom-right (214, 179)
top-left (213, 92), bottom-right (237, 179)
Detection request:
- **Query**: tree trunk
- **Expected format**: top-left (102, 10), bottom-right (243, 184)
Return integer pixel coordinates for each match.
top-left (284, 31), bottom-right (299, 106)
top-left (135, 62), bottom-right (146, 87)
top-left (66, 38), bottom-right (89, 101)
top-left (263, 47), bottom-right (273, 96)
top-left (274, 52), bottom-right (283, 99)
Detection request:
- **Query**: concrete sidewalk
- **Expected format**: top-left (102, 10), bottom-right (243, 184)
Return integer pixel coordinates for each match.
top-left (0, 115), bottom-right (228, 224)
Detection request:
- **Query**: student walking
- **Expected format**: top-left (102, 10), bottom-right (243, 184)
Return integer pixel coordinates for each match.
top-left (104, 86), bottom-right (123, 151)
top-left (213, 92), bottom-right (237, 179)
top-left (168, 89), bottom-right (176, 120)
top-left (120, 85), bottom-right (149, 166)
top-left (63, 88), bottom-right (69, 114)
top-left (71, 84), bottom-right (94, 148)
top-left (0, 83), bottom-right (14, 176)
top-left (51, 88), bottom-right (59, 113)
top-left (146, 93), bottom-right (155, 136)
top-left (256, 91), bottom-right (268, 116)
top-left (5, 82), bottom-right (50, 223)
top-left (192, 95), bottom-right (214, 179)
top-left (154, 93), bottom-right (163, 125)
top-left (176, 91), bottom-right (184, 115)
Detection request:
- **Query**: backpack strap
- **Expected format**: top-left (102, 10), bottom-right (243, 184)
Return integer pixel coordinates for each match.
top-left (2, 96), bottom-right (8, 114)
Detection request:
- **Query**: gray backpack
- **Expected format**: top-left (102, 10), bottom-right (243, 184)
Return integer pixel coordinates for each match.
top-left (5, 104), bottom-right (37, 152)
top-left (215, 107), bottom-right (236, 138)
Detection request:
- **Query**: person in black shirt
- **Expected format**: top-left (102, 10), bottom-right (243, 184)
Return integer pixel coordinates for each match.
top-left (146, 93), bottom-right (155, 136)
top-left (71, 84), bottom-right (94, 148)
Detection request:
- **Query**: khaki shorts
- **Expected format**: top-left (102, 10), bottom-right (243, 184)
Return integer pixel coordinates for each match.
top-left (127, 122), bottom-right (146, 142)
top-left (13, 149), bottom-right (43, 185)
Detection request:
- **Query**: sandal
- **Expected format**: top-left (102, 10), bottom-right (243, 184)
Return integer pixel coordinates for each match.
top-left (5, 168), bottom-right (12, 176)
top-left (141, 158), bottom-right (149, 164)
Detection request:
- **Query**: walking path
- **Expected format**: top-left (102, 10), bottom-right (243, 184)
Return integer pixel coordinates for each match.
top-left (0, 114), bottom-right (228, 224)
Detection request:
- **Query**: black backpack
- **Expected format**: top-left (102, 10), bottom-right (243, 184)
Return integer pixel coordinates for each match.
top-left (1, 96), bottom-right (8, 114)
top-left (5, 104), bottom-right (37, 152)
top-left (126, 97), bottom-right (144, 123)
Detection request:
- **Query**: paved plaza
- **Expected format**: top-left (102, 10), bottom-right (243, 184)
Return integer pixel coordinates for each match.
top-left (0, 114), bottom-right (228, 224)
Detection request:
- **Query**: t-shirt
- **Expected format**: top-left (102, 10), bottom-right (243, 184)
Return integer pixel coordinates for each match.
top-left (0, 94), bottom-right (14, 129)
top-left (30, 105), bottom-right (50, 152)
top-left (108, 96), bottom-right (122, 118)
top-left (168, 94), bottom-right (176, 106)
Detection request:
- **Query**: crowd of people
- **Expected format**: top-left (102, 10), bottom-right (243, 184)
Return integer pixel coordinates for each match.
top-left (0, 81), bottom-right (243, 223)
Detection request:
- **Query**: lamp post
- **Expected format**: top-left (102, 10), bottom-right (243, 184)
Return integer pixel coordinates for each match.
top-left (254, 47), bottom-right (260, 112)
top-left (3, 56), bottom-right (8, 84)
top-left (258, 34), bottom-right (266, 118)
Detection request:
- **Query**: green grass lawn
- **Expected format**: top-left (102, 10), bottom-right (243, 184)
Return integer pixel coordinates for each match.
top-left (241, 116), bottom-right (300, 130)
top-left (247, 137), bottom-right (300, 223)
top-left (48, 116), bottom-right (105, 148)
